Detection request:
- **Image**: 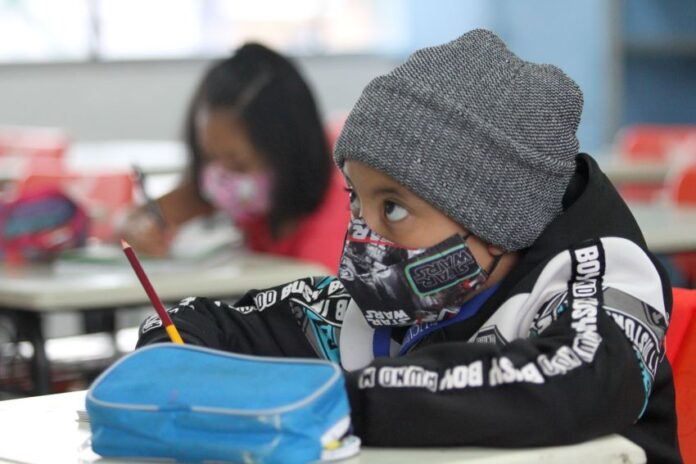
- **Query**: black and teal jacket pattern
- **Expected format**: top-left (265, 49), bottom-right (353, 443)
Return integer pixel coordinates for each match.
top-left (138, 154), bottom-right (681, 463)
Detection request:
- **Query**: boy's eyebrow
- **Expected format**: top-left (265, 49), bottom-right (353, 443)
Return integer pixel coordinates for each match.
top-left (370, 186), bottom-right (405, 197)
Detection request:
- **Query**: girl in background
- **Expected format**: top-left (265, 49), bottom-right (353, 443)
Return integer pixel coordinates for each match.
top-left (121, 43), bottom-right (349, 272)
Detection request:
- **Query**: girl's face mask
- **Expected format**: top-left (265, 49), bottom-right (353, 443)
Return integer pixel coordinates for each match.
top-left (200, 163), bottom-right (272, 224)
top-left (338, 217), bottom-right (495, 327)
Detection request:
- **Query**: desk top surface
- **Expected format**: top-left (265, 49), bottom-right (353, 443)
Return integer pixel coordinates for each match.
top-left (0, 203), bottom-right (693, 312)
top-left (598, 158), bottom-right (670, 184)
top-left (0, 391), bottom-right (646, 464)
top-left (0, 253), bottom-right (328, 312)
top-left (629, 203), bottom-right (696, 253)
top-left (0, 141), bottom-right (187, 182)
top-left (0, 143), bottom-right (673, 183)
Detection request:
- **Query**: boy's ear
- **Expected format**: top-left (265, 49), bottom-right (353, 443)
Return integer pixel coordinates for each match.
top-left (487, 244), bottom-right (506, 257)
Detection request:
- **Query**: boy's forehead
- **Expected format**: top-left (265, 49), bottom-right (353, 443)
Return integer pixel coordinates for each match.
top-left (342, 160), bottom-right (402, 189)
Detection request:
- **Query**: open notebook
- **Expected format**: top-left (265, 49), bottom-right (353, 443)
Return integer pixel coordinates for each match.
top-left (54, 213), bottom-right (243, 273)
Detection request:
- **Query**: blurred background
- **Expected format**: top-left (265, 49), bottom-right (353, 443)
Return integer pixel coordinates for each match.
top-left (0, 0), bottom-right (695, 399)
top-left (0, 0), bottom-right (693, 151)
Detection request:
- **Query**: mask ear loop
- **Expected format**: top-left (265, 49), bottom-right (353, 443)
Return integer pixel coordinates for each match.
top-left (461, 232), bottom-right (504, 278)
top-left (486, 253), bottom-right (504, 277)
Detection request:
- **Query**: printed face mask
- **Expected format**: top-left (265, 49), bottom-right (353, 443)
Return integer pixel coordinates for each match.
top-left (338, 217), bottom-right (494, 327)
top-left (200, 163), bottom-right (272, 224)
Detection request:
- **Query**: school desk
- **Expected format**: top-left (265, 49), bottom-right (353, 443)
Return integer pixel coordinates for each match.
top-left (598, 158), bottom-right (669, 185)
top-left (629, 202), bottom-right (696, 254)
top-left (0, 140), bottom-right (186, 182)
top-left (64, 141), bottom-right (187, 176)
top-left (0, 254), bottom-right (328, 395)
top-left (0, 390), bottom-right (647, 464)
top-left (0, 142), bottom-right (673, 186)
top-left (1, 201), bottom-right (692, 395)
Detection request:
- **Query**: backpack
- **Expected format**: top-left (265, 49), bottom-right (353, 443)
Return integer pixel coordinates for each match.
top-left (0, 188), bottom-right (89, 262)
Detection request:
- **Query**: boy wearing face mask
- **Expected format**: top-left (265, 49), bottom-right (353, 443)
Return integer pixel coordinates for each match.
top-left (137, 30), bottom-right (681, 463)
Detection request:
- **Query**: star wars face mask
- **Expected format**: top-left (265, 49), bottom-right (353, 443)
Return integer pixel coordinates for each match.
top-left (338, 218), bottom-right (497, 327)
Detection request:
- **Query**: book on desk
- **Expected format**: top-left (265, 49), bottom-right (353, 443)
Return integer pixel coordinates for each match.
top-left (54, 213), bottom-right (243, 273)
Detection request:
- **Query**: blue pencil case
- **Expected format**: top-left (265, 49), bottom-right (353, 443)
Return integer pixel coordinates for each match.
top-left (86, 344), bottom-right (357, 463)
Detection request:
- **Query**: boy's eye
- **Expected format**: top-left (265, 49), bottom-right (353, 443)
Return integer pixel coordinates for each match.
top-left (384, 201), bottom-right (408, 222)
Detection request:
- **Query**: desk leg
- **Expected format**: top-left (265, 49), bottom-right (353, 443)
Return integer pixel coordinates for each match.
top-left (17, 312), bottom-right (51, 396)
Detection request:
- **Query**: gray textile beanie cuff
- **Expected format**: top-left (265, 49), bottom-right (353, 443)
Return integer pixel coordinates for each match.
top-left (334, 29), bottom-right (583, 251)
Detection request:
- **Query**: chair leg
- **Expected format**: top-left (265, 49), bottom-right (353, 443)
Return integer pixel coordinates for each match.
top-left (15, 312), bottom-right (51, 395)
top-left (82, 308), bottom-right (116, 334)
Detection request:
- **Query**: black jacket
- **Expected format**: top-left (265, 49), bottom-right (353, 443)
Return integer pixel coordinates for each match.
top-left (138, 154), bottom-right (681, 463)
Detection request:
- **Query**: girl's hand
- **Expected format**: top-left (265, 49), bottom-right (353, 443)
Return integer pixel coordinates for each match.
top-left (118, 207), bottom-right (173, 257)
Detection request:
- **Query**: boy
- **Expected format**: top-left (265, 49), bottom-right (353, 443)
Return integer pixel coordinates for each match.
top-left (137, 30), bottom-right (680, 462)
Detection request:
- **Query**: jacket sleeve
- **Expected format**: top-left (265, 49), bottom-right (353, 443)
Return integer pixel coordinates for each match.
top-left (136, 275), bottom-right (346, 360)
top-left (344, 240), bottom-right (669, 447)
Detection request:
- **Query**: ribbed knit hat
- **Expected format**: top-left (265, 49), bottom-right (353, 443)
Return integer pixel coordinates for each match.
top-left (334, 29), bottom-right (583, 251)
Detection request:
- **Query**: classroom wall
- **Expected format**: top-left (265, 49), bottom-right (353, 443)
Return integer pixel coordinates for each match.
top-left (402, 0), bottom-right (616, 154)
top-left (491, 0), bottom-right (617, 156)
top-left (0, 0), bottom-right (654, 154)
top-left (0, 55), bottom-right (399, 142)
top-left (622, 0), bottom-right (696, 125)
top-left (5, 0), bottom-right (694, 155)
top-left (0, 0), bottom-right (616, 153)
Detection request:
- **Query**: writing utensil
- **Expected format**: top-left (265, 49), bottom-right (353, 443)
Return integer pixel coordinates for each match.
top-left (131, 165), bottom-right (167, 228)
top-left (121, 239), bottom-right (184, 344)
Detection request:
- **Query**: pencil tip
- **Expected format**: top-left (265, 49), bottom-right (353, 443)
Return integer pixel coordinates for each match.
top-left (121, 239), bottom-right (131, 250)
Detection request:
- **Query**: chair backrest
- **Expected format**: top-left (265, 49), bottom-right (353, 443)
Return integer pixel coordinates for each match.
top-left (0, 126), bottom-right (68, 160)
top-left (0, 126), bottom-right (70, 198)
top-left (324, 112), bottom-right (348, 152)
top-left (667, 287), bottom-right (696, 463)
top-left (617, 125), bottom-right (696, 162)
top-left (667, 288), bottom-right (696, 363)
top-left (669, 164), bottom-right (696, 285)
top-left (614, 125), bottom-right (696, 203)
top-left (671, 164), bottom-right (696, 205)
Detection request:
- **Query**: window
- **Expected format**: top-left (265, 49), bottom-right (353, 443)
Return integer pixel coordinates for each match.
top-left (0, 0), bottom-right (408, 63)
top-left (0, 0), bottom-right (92, 62)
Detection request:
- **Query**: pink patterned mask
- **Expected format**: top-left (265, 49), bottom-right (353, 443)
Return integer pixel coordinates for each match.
top-left (200, 163), bottom-right (272, 224)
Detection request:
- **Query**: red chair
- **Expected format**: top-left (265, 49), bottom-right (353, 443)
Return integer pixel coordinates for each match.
top-left (0, 126), bottom-right (68, 158)
top-left (0, 126), bottom-right (70, 198)
top-left (671, 164), bottom-right (696, 206)
top-left (615, 125), bottom-right (696, 202)
top-left (669, 164), bottom-right (696, 286)
top-left (324, 112), bottom-right (348, 151)
top-left (666, 287), bottom-right (696, 463)
top-left (618, 125), bottom-right (696, 163)
top-left (17, 172), bottom-right (134, 241)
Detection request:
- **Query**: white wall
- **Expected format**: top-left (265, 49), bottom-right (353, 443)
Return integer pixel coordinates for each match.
top-left (0, 55), bottom-right (399, 142)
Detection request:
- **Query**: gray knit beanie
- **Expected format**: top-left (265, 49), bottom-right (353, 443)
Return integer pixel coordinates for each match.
top-left (333, 29), bottom-right (583, 251)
